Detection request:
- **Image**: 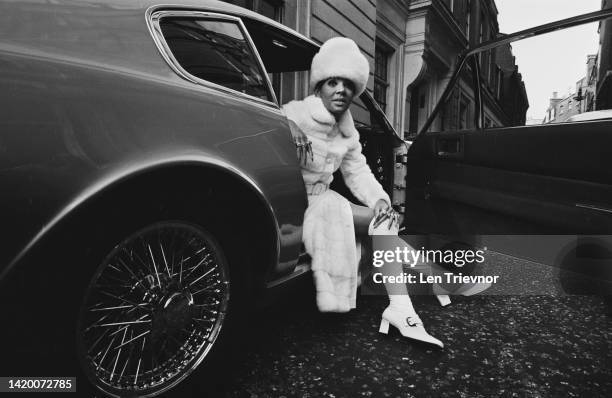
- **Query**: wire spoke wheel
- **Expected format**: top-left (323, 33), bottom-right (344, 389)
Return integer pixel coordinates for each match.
top-left (77, 221), bottom-right (230, 397)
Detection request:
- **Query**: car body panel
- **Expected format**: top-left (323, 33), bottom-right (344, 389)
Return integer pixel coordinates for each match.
top-left (567, 109), bottom-right (612, 122)
top-left (406, 121), bottom-right (612, 235)
top-left (0, 1), bottom-right (404, 395)
top-left (0, 0), bottom-right (309, 279)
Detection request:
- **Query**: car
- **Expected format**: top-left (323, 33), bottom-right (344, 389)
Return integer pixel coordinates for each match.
top-left (0, 1), bottom-right (401, 396)
top-left (1, 1), bottom-right (612, 397)
top-left (567, 109), bottom-right (612, 122)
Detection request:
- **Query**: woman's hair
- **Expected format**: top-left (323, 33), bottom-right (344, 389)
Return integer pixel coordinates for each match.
top-left (313, 76), bottom-right (356, 94)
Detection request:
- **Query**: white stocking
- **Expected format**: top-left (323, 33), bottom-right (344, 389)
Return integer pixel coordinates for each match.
top-left (369, 218), bottom-right (417, 315)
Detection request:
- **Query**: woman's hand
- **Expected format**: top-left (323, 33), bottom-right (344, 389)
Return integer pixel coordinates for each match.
top-left (373, 199), bottom-right (389, 217)
top-left (287, 119), bottom-right (313, 164)
top-left (372, 199), bottom-right (399, 230)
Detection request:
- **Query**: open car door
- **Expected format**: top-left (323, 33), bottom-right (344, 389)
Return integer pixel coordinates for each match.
top-left (403, 8), bottom-right (612, 295)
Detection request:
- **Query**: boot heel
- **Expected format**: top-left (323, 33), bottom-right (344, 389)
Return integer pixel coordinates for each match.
top-left (379, 319), bottom-right (390, 334)
top-left (436, 294), bottom-right (451, 307)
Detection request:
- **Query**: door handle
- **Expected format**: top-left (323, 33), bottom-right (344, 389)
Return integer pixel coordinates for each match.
top-left (436, 135), bottom-right (464, 159)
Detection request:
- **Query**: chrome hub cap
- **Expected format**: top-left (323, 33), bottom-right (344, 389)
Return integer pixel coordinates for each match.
top-left (77, 222), bottom-right (229, 396)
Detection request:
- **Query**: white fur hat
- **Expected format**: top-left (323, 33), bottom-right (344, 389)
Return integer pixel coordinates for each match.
top-left (310, 37), bottom-right (370, 96)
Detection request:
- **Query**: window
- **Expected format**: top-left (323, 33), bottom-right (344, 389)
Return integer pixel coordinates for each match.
top-left (223, 0), bottom-right (285, 97)
top-left (489, 28), bottom-right (496, 87)
top-left (459, 94), bottom-right (470, 129)
top-left (408, 84), bottom-right (426, 138)
top-left (481, 50), bottom-right (490, 85)
top-left (374, 41), bottom-right (392, 112)
top-left (255, 0), bottom-right (284, 97)
top-left (223, 0), bottom-right (283, 21)
top-left (159, 17), bottom-right (273, 101)
top-left (257, 0), bottom-right (283, 21)
top-left (443, 0), bottom-right (455, 13)
top-left (224, 0), bottom-right (252, 8)
top-left (496, 66), bottom-right (503, 99)
top-left (465, 0), bottom-right (471, 38)
top-left (479, 13), bottom-right (488, 79)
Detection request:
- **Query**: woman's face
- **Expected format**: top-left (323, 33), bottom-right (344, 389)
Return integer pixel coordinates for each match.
top-left (315, 77), bottom-right (356, 117)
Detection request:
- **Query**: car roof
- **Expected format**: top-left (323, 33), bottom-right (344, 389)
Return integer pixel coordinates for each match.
top-left (37, 0), bottom-right (265, 15)
top-left (47, 0), bottom-right (319, 47)
top-left (156, 1), bottom-right (319, 47)
top-left (0, 0), bottom-right (320, 78)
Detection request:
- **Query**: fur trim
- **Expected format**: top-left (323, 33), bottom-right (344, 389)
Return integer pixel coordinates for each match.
top-left (310, 37), bottom-right (369, 96)
top-left (282, 95), bottom-right (357, 137)
top-left (303, 190), bottom-right (358, 312)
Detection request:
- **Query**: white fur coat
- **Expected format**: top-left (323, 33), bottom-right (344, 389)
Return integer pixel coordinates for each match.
top-left (282, 95), bottom-right (391, 312)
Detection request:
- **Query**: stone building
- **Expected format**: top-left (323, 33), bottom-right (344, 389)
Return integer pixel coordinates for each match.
top-left (543, 92), bottom-right (578, 124)
top-left (495, 42), bottom-right (529, 127)
top-left (543, 54), bottom-right (599, 124)
top-left (424, 0), bottom-right (528, 133)
top-left (541, 0), bottom-right (612, 116)
top-left (576, 54), bottom-right (598, 114)
top-left (596, 0), bottom-right (612, 109)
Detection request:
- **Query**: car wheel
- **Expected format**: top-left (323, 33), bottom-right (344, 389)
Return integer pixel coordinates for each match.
top-left (76, 220), bottom-right (231, 397)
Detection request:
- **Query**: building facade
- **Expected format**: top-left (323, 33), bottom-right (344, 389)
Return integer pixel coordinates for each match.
top-left (577, 54), bottom-right (598, 114)
top-left (543, 92), bottom-right (577, 124)
top-left (416, 0), bottom-right (528, 134)
top-left (542, 0), bottom-right (612, 117)
top-left (596, 0), bottom-right (612, 110)
top-left (543, 54), bottom-right (598, 124)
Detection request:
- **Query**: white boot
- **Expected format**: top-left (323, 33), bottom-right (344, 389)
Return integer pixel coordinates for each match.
top-left (368, 217), bottom-right (451, 307)
top-left (368, 216), bottom-right (443, 348)
top-left (379, 305), bottom-right (444, 348)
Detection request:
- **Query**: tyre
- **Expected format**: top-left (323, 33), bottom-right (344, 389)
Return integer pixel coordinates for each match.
top-left (75, 220), bottom-right (232, 397)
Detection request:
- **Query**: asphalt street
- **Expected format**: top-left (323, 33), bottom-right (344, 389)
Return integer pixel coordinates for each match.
top-left (200, 251), bottom-right (612, 398)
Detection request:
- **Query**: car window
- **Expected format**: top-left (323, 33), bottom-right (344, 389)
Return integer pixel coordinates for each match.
top-left (240, 17), bottom-right (317, 104)
top-left (476, 21), bottom-right (603, 129)
top-left (414, 55), bottom-right (480, 135)
top-left (509, 22), bottom-right (602, 126)
top-left (235, 15), bottom-right (400, 144)
top-left (422, 17), bottom-right (612, 134)
top-left (437, 61), bottom-right (480, 133)
top-left (158, 16), bottom-right (273, 102)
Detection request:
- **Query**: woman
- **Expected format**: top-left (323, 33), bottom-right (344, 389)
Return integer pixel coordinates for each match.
top-left (282, 37), bottom-right (443, 347)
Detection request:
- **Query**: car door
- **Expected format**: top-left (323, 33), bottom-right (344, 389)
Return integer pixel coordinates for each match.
top-left (402, 9), bottom-right (612, 292)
